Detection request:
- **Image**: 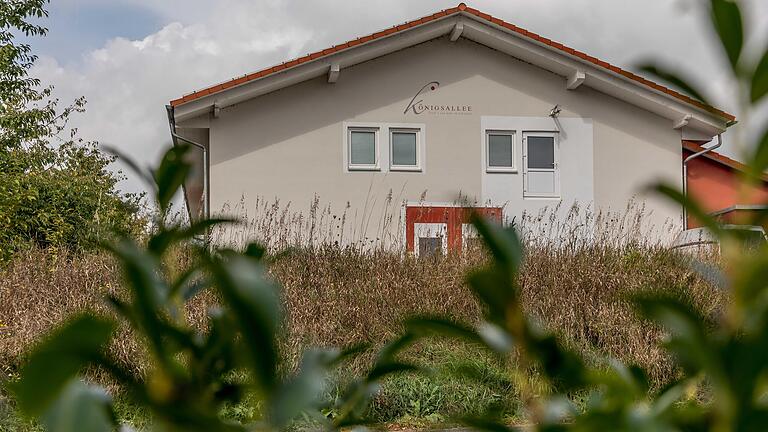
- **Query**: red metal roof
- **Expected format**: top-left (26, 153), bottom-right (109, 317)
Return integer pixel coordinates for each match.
top-left (169, 3), bottom-right (735, 122)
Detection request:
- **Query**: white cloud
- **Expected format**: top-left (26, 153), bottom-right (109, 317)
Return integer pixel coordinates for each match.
top-left (29, 0), bottom-right (768, 195)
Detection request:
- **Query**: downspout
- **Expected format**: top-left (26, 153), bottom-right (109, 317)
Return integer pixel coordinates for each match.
top-left (682, 134), bottom-right (722, 230)
top-left (165, 105), bottom-right (210, 223)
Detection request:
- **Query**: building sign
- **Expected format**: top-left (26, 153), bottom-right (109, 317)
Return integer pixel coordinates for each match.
top-left (403, 81), bottom-right (473, 116)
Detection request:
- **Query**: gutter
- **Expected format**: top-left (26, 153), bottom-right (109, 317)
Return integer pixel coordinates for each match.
top-left (682, 134), bottom-right (722, 230)
top-left (165, 105), bottom-right (210, 223)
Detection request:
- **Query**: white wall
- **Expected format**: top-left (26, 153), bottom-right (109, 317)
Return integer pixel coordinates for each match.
top-left (205, 36), bottom-right (682, 246)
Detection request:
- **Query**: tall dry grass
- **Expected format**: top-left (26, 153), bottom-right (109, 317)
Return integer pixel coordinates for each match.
top-left (0, 201), bottom-right (724, 389)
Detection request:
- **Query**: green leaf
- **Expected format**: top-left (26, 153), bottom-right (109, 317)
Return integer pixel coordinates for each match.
top-left (244, 242), bottom-right (267, 260)
top-left (405, 316), bottom-right (514, 355)
top-left (153, 144), bottom-right (192, 213)
top-left (638, 64), bottom-right (711, 105)
top-left (199, 308), bottom-right (238, 376)
top-left (269, 348), bottom-right (341, 428)
top-left (710, 0), bottom-right (744, 70)
top-left (168, 266), bottom-right (207, 301)
top-left (147, 217), bottom-right (235, 256)
top-left (41, 380), bottom-right (115, 432)
top-left (471, 214), bottom-right (524, 272)
top-left (376, 332), bottom-right (416, 363)
top-left (367, 361), bottom-right (421, 381)
top-left (528, 333), bottom-right (588, 391)
top-left (12, 315), bottom-right (116, 416)
top-left (477, 322), bottom-right (514, 354)
top-left (102, 238), bottom-right (170, 362)
top-left (749, 127), bottom-right (768, 179)
top-left (467, 268), bottom-right (517, 325)
top-left (208, 251), bottom-right (281, 392)
top-left (405, 316), bottom-right (482, 343)
top-left (751, 48), bottom-right (768, 102)
top-left (101, 145), bottom-right (153, 188)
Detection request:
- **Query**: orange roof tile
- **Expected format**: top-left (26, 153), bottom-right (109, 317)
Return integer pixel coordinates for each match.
top-left (169, 3), bottom-right (735, 122)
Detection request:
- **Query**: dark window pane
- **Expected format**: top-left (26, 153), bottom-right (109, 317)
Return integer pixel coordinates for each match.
top-left (392, 132), bottom-right (417, 166)
top-left (488, 134), bottom-right (513, 167)
top-left (527, 136), bottom-right (554, 169)
top-left (419, 237), bottom-right (442, 257)
top-left (350, 131), bottom-right (375, 165)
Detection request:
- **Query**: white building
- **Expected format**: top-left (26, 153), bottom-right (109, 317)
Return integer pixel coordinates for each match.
top-left (167, 3), bottom-right (734, 253)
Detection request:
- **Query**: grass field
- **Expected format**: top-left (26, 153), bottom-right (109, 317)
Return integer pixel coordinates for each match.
top-left (0, 205), bottom-right (725, 430)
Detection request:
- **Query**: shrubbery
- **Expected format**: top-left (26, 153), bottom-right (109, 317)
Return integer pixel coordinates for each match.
top-left (0, 0), bottom-right (142, 260)
top-left (3, 0), bottom-right (768, 430)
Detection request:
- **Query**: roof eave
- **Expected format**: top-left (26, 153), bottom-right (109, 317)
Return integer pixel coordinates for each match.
top-left (172, 5), bottom-right (733, 136)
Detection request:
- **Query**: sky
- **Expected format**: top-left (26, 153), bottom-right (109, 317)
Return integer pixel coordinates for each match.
top-left (20, 0), bottom-right (768, 195)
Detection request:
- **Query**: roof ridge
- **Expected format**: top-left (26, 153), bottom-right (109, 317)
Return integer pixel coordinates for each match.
top-left (170, 3), bottom-right (735, 123)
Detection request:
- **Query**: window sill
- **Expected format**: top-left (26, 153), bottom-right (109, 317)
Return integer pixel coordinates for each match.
top-left (390, 166), bottom-right (422, 172)
top-left (348, 166), bottom-right (381, 172)
top-left (523, 195), bottom-right (561, 200)
top-left (486, 168), bottom-right (518, 173)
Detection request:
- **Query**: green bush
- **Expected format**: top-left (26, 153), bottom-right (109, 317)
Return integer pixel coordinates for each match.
top-left (0, 0), bottom-right (142, 259)
top-left (0, 142), bottom-right (143, 257)
top-left (6, 0), bottom-right (768, 430)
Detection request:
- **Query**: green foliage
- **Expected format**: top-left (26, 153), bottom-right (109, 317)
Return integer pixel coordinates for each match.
top-left (751, 49), bottom-right (768, 102)
top-left (7, 0), bottom-right (768, 431)
top-left (10, 143), bottom-right (416, 431)
top-left (395, 2), bottom-right (768, 430)
top-left (709, 0), bottom-right (743, 71)
top-left (0, 0), bottom-right (142, 259)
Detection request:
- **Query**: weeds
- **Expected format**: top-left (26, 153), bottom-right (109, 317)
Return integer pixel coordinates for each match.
top-left (0, 205), bottom-right (722, 428)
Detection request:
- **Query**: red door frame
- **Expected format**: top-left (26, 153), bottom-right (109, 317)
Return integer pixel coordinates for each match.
top-left (405, 205), bottom-right (502, 252)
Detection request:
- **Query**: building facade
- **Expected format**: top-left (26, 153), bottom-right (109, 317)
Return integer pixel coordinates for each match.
top-left (168, 4), bottom-right (740, 253)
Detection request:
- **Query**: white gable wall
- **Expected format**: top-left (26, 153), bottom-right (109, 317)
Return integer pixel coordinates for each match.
top-left (204, 37), bottom-right (681, 245)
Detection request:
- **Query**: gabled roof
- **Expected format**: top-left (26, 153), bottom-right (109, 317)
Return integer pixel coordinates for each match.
top-left (170, 3), bottom-right (734, 134)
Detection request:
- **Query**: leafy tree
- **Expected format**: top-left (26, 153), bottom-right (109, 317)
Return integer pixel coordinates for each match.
top-left (0, 0), bottom-right (142, 259)
top-left (9, 0), bottom-right (768, 431)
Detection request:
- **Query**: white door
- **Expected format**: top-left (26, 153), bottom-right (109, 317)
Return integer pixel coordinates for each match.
top-left (523, 132), bottom-right (559, 198)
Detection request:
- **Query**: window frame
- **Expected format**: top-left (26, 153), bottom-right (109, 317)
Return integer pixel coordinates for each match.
top-left (485, 130), bottom-right (517, 173)
top-left (522, 131), bottom-right (560, 198)
top-left (389, 127), bottom-right (423, 172)
top-left (347, 126), bottom-right (380, 171)
top-left (413, 222), bottom-right (448, 257)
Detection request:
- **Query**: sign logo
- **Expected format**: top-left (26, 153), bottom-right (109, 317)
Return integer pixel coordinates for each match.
top-left (403, 81), bottom-right (472, 116)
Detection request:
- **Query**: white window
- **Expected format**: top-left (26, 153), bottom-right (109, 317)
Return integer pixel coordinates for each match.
top-left (486, 130), bottom-right (516, 172)
top-left (348, 127), bottom-right (379, 170)
top-left (414, 223), bottom-right (447, 257)
top-left (523, 132), bottom-right (559, 198)
top-left (390, 128), bottom-right (422, 171)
